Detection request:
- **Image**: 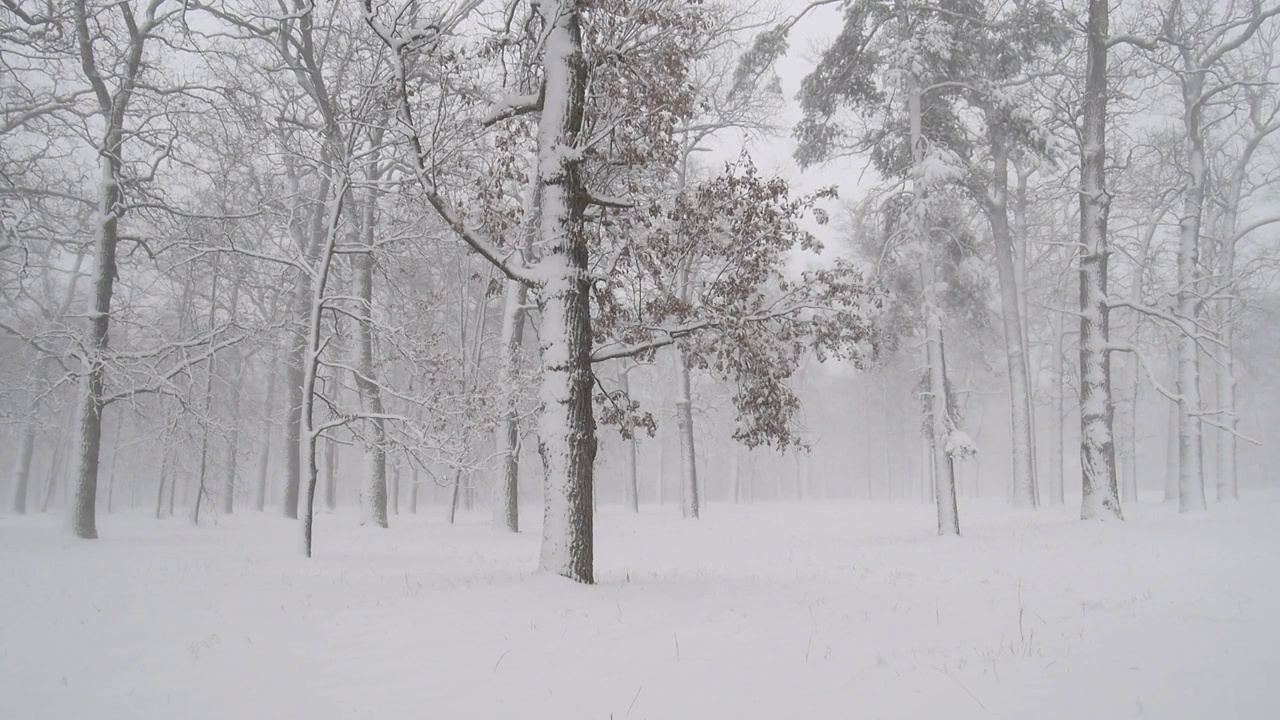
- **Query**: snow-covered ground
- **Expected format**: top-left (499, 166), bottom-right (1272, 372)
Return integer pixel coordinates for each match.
top-left (2, 494), bottom-right (1277, 719)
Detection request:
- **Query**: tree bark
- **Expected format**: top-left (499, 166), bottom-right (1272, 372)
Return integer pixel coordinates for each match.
top-left (985, 131), bottom-right (1037, 509)
top-left (1175, 70), bottom-right (1208, 514)
top-left (1077, 0), bottom-right (1122, 521)
top-left (675, 345), bottom-right (700, 519)
top-left (493, 265), bottom-right (529, 531)
top-left (254, 354), bottom-right (277, 512)
top-left (10, 424), bottom-right (36, 514)
top-left (532, 2), bottom-right (596, 583)
top-left (619, 365), bottom-right (640, 513)
top-left (906, 58), bottom-right (959, 535)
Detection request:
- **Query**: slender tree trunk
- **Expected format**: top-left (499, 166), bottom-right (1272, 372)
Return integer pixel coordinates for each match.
top-left (493, 261), bottom-right (530, 531)
top-left (353, 140), bottom-right (389, 529)
top-left (619, 365), bottom-right (640, 513)
top-left (409, 468), bottom-right (419, 514)
top-left (254, 354), bottom-right (277, 513)
top-left (323, 434), bottom-right (337, 511)
top-left (1120, 223), bottom-right (1156, 505)
top-left (447, 466), bottom-right (462, 524)
top-left (1165, 380), bottom-right (1180, 501)
top-left (190, 270), bottom-right (220, 526)
top-left (10, 424), bottom-right (36, 514)
top-left (906, 60), bottom-right (959, 535)
top-left (1174, 70), bottom-right (1208, 513)
top-left (1077, 0), bottom-right (1122, 521)
top-left (105, 428), bottom-right (120, 514)
top-left (154, 442), bottom-right (171, 520)
top-left (1050, 308), bottom-right (1066, 505)
top-left (300, 184), bottom-right (348, 558)
top-left (222, 283), bottom-right (243, 516)
top-left (1013, 163), bottom-right (1040, 505)
top-left (986, 132), bottom-right (1037, 508)
top-left (675, 345), bottom-right (700, 519)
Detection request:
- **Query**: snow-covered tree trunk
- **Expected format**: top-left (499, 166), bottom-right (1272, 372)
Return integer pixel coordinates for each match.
top-left (300, 185), bottom-right (347, 558)
top-left (283, 291), bottom-right (307, 520)
top-left (619, 365), bottom-right (640, 514)
top-left (254, 355), bottom-right (277, 513)
top-left (986, 133), bottom-right (1037, 509)
top-left (493, 273), bottom-right (528, 531)
top-left (1214, 212), bottom-right (1239, 502)
top-left (1175, 73), bottom-right (1208, 514)
top-left (1164, 381), bottom-right (1179, 501)
top-left (1077, 0), bottom-right (1122, 521)
top-left (533, 1), bottom-right (596, 583)
top-left (353, 148), bottom-right (389, 528)
top-left (190, 272), bottom-right (220, 526)
top-left (675, 345), bottom-right (700, 519)
top-left (907, 66), bottom-right (959, 535)
top-left (9, 424), bottom-right (35, 514)
top-left (1050, 305), bottom-right (1066, 505)
top-left (1119, 218), bottom-right (1158, 505)
top-left (221, 283), bottom-right (243, 516)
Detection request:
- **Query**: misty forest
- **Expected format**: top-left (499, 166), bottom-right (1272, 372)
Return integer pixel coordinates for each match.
top-left (2, 0), bottom-right (1279, 717)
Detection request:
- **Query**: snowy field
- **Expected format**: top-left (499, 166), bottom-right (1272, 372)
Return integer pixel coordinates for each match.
top-left (2, 495), bottom-right (1278, 719)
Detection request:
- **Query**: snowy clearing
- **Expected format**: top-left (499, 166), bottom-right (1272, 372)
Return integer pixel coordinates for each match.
top-left (2, 495), bottom-right (1278, 719)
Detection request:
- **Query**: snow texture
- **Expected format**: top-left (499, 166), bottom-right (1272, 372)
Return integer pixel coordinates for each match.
top-left (2, 495), bottom-right (1277, 718)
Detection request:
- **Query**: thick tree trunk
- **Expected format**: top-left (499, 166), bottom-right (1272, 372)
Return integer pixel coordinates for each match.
top-left (1077, 0), bottom-right (1122, 521)
top-left (986, 135), bottom-right (1037, 509)
top-left (10, 424), bottom-right (36, 514)
top-left (532, 2), bottom-right (596, 583)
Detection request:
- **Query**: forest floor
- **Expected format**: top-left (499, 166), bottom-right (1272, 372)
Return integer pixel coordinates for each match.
top-left (1, 492), bottom-right (1277, 719)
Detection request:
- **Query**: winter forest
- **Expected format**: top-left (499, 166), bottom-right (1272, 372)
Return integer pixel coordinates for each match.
top-left (2, 0), bottom-right (1279, 716)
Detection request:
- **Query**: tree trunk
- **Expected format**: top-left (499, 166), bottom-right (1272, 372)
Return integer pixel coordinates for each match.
top-left (1050, 307), bottom-right (1066, 505)
top-left (10, 424), bottom-right (36, 514)
top-left (532, 3), bottom-right (596, 583)
top-left (1165, 380), bottom-right (1180, 501)
top-left (986, 132), bottom-right (1037, 509)
top-left (190, 270), bottom-right (220, 526)
top-left (222, 283), bottom-right (243, 516)
top-left (66, 153), bottom-right (123, 539)
top-left (154, 441), bottom-right (171, 520)
top-left (409, 468), bottom-right (419, 514)
top-left (353, 143), bottom-right (389, 529)
top-left (493, 268), bottom-right (529, 531)
top-left (1176, 72), bottom-right (1208, 514)
top-left (906, 60), bottom-right (959, 535)
top-left (254, 354), bottom-right (277, 513)
top-left (323, 434), bottom-right (337, 511)
top-left (675, 346), bottom-right (700, 519)
top-left (300, 185), bottom-right (348, 558)
top-left (1077, 0), bottom-right (1122, 521)
top-left (619, 365), bottom-right (640, 513)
